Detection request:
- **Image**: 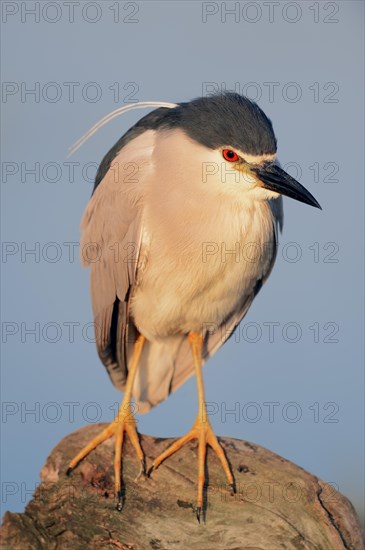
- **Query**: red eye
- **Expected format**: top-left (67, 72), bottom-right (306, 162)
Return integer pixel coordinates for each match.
top-left (222, 149), bottom-right (239, 162)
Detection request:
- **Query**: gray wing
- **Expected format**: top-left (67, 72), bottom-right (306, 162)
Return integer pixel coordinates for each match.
top-left (80, 130), bottom-right (156, 391)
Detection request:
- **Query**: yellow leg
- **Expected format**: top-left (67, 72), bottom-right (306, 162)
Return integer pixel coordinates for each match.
top-left (150, 332), bottom-right (234, 522)
top-left (67, 335), bottom-right (145, 511)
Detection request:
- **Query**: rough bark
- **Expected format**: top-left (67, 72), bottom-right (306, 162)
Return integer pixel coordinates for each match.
top-left (1, 424), bottom-right (364, 550)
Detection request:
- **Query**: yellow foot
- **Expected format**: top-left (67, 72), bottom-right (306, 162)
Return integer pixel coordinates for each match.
top-left (66, 405), bottom-right (145, 512)
top-left (149, 416), bottom-right (235, 522)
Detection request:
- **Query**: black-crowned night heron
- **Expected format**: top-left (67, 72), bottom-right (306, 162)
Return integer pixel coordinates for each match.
top-left (67, 93), bottom-right (321, 521)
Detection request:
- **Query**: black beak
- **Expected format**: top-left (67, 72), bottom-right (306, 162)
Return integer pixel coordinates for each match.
top-left (251, 164), bottom-right (322, 209)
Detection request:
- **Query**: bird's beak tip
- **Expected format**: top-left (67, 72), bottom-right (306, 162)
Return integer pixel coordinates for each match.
top-left (253, 165), bottom-right (322, 211)
top-left (305, 196), bottom-right (322, 210)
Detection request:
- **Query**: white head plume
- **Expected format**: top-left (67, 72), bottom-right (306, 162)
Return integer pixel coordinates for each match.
top-left (68, 101), bottom-right (178, 156)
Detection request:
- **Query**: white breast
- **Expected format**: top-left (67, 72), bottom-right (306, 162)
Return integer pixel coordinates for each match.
top-left (131, 196), bottom-right (277, 341)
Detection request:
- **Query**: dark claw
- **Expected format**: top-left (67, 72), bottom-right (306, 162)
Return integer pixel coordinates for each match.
top-left (196, 506), bottom-right (201, 523)
top-left (135, 459), bottom-right (146, 481)
top-left (116, 490), bottom-right (123, 512)
top-left (147, 463), bottom-right (155, 478)
top-left (66, 467), bottom-right (72, 477)
top-left (230, 481), bottom-right (236, 494)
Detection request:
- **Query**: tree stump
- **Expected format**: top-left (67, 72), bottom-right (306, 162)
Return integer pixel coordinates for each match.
top-left (1, 424), bottom-right (364, 549)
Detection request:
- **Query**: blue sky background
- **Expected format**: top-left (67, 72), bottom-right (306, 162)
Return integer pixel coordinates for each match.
top-left (1, 0), bottom-right (364, 523)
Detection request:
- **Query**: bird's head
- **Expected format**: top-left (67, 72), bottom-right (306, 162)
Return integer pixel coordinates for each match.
top-left (154, 92), bottom-right (321, 209)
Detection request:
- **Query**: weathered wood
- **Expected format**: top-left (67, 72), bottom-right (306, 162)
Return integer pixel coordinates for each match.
top-left (1, 424), bottom-right (364, 549)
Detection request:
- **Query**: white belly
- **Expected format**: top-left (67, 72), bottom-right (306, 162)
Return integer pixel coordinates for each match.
top-left (130, 198), bottom-right (277, 341)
